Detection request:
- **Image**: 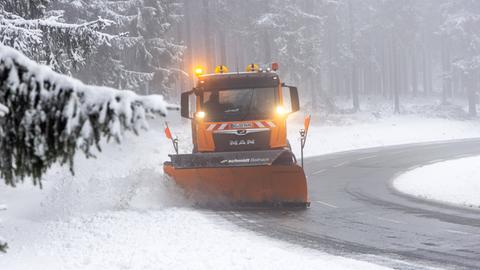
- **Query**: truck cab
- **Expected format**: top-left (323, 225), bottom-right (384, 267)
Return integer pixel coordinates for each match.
top-left (181, 68), bottom-right (300, 153)
top-left (165, 64), bottom-right (309, 207)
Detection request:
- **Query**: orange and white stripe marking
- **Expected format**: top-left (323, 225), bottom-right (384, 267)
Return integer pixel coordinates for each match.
top-left (206, 121), bottom-right (276, 131)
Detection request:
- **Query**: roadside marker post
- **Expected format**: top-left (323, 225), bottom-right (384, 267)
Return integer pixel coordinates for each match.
top-left (165, 122), bottom-right (179, 154)
top-left (300, 115), bottom-right (311, 168)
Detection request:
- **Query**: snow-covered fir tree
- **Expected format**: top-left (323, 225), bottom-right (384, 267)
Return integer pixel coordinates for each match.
top-left (440, 0), bottom-right (480, 116)
top-left (51, 0), bottom-right (184, 96)
top-left (0, 0), bottom-right (184, 97)
top-left (0, 202), bottom-right (6, 252)
top-left (0, 45), bottom-right (176, 187)
top-left (0, 0), bottom-right (117, 76)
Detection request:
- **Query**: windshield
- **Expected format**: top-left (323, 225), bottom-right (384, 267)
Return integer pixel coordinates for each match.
top-left (201, 87), bottom-right (276, 122)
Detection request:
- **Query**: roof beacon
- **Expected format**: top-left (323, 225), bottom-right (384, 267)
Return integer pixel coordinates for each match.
top-left (214, 65), bottom-right (229, 74)
top-left (271, 62), bottom-right (279, 71)
top-left (246, 63), bottom-right (259, 72)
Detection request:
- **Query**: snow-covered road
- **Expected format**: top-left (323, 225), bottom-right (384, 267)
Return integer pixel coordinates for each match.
top-left (1, 175), bottom-right (390, 270)
top-left (2, 114), bottom-right (480, 269)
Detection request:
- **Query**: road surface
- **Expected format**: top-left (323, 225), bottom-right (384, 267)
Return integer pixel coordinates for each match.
top-left (222, 139), bottom-right (480, 270)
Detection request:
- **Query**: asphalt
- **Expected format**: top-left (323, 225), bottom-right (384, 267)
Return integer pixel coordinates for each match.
top-left (220, 139), bottom-right (480, 270)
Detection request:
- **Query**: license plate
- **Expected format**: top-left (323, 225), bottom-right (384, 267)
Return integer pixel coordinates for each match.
top-left (231, 122), bottom-right (252, 129)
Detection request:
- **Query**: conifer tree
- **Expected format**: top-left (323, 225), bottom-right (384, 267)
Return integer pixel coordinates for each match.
top-left (0, 45), bottom-right (176, 187)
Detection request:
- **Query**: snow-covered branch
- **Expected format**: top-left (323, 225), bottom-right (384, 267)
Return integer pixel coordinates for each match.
top-left (0, 102), bottom-right (8, 117)
top-left (0, 235), bottom-right (6, 253)
top-left (0, 204), bottom-right (6, 253)
top-left (0, 8), bottom-right (122, 75)
top-left (0, 45), bottom-right (178, 187)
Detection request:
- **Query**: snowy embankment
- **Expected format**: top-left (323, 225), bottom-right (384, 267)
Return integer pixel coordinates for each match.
top-left (0, 117), bottom-right (393, 270)
top-left (1, 111), bottom-right (480, 269)
top-left (394, 156), bottom-right (480, 208)
top-left (288, 113), bottom-right (480, 158)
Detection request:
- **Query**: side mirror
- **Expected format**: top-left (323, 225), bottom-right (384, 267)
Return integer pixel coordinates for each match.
top-left (181, 91), bottom-right (192, 119)
top-left (289, 86), bottom-right (300, 112)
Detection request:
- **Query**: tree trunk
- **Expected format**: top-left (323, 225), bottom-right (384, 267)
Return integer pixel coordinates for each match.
top-left (218, 27), bottom-right (227, 65)
top-left (351, 65), bottom-right (359, 111)
top-left (421, 35), bottom-right (433, 96)
top-left (175, 16), bottom-right (185, 97)
top-left (184, 0), bottom-right (194, 87)
top-left (411, 47), bottom-right (418, 97)
top-left (263, 29), bottom-right (272, 63)
top-left (202, 0), bottom-right (214, 72)
top-left (316, 65), bottom-right (323, 110)
top-left (467, 75), bottom-right (477, 117)
top-left (381, 39), bottom-right (388, 97)
top-left (310, 77), bottom-right (317, 110)
top-left (392, 35), bottom-right (400, 114)
top-left (348, 0), bottom-right (359, 111)
top-left (441, 36), bottom-right (452, 104)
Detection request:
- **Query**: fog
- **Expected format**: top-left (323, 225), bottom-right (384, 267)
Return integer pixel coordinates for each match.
top-left (181, 0), bottom-right (479, 116)
top-left (2, 0), bottom-right (479, 115)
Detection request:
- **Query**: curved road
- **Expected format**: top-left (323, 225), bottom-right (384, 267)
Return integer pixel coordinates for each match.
top-left (221, 139), bottom-right (480, 270)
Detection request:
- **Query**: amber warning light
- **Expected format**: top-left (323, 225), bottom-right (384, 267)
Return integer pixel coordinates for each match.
top-left (271, 63), bottom-right (279, 71)
top-left (194, 66), bottom-right (204, 77)
top-left (215, 65), bottom-right (229, 74)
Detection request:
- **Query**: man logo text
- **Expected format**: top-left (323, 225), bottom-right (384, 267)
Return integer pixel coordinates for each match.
top-left (229, 139), bottom-right (255, 146)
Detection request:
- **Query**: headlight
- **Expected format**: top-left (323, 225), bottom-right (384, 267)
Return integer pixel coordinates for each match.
top-left (276, 106), bottom-right (286, 115)
top-left (196, 111), bottom-right (206, 119)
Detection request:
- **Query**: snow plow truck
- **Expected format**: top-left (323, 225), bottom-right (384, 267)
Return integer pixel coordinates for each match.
top-left (163, 63), bottom-right (310, 207)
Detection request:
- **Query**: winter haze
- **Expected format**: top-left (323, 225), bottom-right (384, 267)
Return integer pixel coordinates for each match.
top-left (1, 1), bottom-right (480, 269)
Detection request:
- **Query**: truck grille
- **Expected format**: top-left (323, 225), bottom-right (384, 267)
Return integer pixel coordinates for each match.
top-left (213, 130), bottom-right (271, 152)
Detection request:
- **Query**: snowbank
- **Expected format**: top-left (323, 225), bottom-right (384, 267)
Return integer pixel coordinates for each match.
top-left (0, 118), bottom-right (391, 270)
top-left (288, 113), bottom-right (480, 158)
top-left (394, 156), bottom-right (480, 208)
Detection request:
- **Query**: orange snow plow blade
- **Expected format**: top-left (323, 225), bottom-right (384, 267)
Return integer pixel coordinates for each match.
top-left (163, 150), bottom-right (309, 207)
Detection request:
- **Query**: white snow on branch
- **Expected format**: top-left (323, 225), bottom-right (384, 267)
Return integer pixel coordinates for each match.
top-left (0, 237), bottom-right (6, 248)
top-left (0, 45), bottom-right (178, 185)
top-left (0, 204), bottom-right (5, 253)
top-left (0, 14), bottom-right (117, 46)
top-left (0, 44), bottom-right (176, 136)
top-left (0, 103), bottom-right (8, 117)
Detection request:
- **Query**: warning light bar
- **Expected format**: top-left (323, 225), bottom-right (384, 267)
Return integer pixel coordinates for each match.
top-left (194, 66), bottom-right (204, 77)
top-left (215, 65), bottom-right (229, 74)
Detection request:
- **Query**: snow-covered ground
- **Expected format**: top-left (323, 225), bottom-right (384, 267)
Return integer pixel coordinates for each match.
top-left (394, 156), bottom-right (480, 208)
top-left (288, 112), bottom-right (480, 158)
top-left (1, 111), bottom-right (480, 269)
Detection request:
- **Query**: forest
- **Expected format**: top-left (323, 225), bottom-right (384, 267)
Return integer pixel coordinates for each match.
top-left (1, 0), bottom-right (479, 116)
top-left (0, 0), bottom-right (480, 258)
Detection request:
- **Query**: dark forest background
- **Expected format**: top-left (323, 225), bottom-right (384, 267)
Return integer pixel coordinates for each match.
top-left (2, 0), bottom-right (479, 116)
